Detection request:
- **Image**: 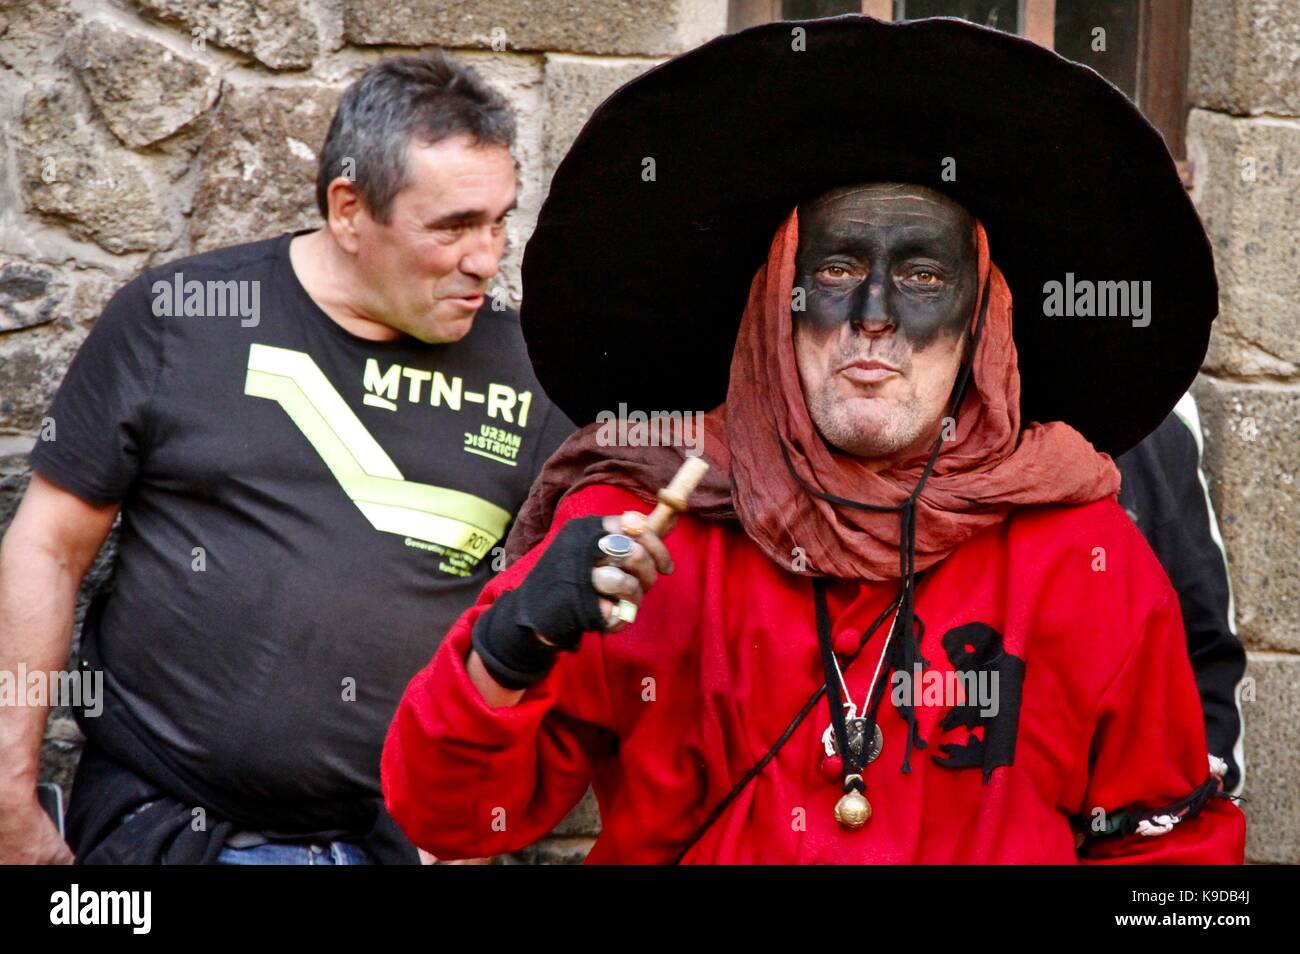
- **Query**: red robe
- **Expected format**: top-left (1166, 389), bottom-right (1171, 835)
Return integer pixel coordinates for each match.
top-left (382, 484), bottom-right (1245, 863)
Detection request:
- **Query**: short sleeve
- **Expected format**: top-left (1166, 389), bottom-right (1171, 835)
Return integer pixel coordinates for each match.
top-left (526, 399), bottom-right (575, 477)
top-left (28, 274), bottom-right (162, 505)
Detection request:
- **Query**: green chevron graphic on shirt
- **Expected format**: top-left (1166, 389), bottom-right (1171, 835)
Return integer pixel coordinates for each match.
top-left (244, 343), bottom-right (510, 562)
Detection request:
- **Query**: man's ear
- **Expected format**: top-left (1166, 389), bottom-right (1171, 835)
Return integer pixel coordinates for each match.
top-left (326, 176), bottom-right (367, 255)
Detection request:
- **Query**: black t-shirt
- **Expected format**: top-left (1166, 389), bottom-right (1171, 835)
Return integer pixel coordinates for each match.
top-left (31, 233), bottom-right (572, 812)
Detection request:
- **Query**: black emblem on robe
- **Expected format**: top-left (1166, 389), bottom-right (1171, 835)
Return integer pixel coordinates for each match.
top-left (931, 622), bottom-right (1025, 783)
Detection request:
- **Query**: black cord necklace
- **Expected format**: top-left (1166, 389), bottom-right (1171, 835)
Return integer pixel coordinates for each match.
top-left (814, 578), bottom-right (898, 827)
top-left (787, 276), bottom-right (992, 828)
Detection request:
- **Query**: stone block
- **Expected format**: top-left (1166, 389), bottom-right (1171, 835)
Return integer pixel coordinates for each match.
top-left (1188, 109), bottom-right (1300, 378)
top-left (550, 787), bottom-right (602, 836)
top-left (38, 715), bottom-right (84, 798)
top-left (0, 433), bottom-right (35, 532)
top-left (343, 0), bottom-right (726, 57)
top-left (67, 17), bottom-right (220, 148)
top-left (1190, 0), bottom-right (1300, 115)
top-left (133, 0), bottom-right (318, 70)
top-left (542, 54), bottom-right (658, 187)
top-left (0, 260), bottom-right (57, 332)
top-left (1193, 377), bottom-right (1300, 653)
top-left (1240, 653), bottom-right (1300, 864)
top-left (509, 835), bottom-right (595, 864)
top-left (0, 0), bottom-right (77, 77)
top-left (0, 266), bottom-right (116, 431)
top-left (17, 82), bottom-right (169, 254)
top-left (190, 81), bottom-right (340, 252)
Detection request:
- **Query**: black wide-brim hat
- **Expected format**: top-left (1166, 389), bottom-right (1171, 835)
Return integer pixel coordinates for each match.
top-left (520, 14), bottom-right (1217, 457)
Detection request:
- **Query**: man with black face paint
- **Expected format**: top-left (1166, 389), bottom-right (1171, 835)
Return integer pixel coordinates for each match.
top-left (382, 17), bottom-right (1244, 863)
top-left (793, 184), bottom-right (979, 465)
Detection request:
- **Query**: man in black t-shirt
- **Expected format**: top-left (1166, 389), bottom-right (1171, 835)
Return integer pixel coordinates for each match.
top-left (0, 54), bottom-right (571, 864)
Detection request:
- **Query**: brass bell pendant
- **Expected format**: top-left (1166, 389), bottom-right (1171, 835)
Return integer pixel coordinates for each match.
top-left (834, 775), bottom-right (872, 829)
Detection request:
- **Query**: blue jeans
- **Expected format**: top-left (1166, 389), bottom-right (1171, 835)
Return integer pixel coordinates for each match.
top-left (216, 841), bottom-right (370, 865)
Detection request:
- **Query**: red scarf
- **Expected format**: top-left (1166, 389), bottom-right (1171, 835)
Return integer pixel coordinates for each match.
top-left (506, 210), bottom-right (1120, 579)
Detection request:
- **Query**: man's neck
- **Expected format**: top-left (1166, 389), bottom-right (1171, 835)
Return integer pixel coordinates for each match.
top-left (289, 229), bottom-right (403, 342)
top-left (829, 426), bottom-right (943, 473)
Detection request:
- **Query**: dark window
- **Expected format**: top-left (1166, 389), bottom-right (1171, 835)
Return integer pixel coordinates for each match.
top-left (896, 0), bottom-right (1019, 35)
top-left (783, 0), bottom-right (862, 19)
top-left (1054, 0), bottom-right (1141, 101)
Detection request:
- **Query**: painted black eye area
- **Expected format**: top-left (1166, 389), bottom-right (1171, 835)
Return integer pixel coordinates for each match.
top-left (820, 264), bottom-right (853, 280)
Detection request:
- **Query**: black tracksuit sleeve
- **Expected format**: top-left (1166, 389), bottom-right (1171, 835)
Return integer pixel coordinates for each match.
top-left (1117, 409), bottom-right (1247, 794)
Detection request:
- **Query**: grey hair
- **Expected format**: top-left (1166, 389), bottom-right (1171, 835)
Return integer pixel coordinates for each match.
top-left (315, 52), bottom-right (516, 223)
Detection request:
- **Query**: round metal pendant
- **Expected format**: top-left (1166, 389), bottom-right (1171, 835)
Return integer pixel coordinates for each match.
top-left (834, 789), bottom-right (872, 829)
top-left (848, 719), bottom-right (884, 765)
top-left (823, 719), bottom-right (884, 765)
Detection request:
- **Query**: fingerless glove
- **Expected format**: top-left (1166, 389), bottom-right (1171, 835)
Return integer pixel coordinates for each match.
top-left (471, 516), bottom-right (608, 689)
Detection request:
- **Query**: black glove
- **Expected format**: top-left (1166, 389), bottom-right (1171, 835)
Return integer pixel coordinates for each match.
top-left (471, 516), bottom-right (608, 689)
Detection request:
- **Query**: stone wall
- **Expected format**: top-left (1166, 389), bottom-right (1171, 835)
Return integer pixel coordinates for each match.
top-left (1186, 0), bottom-right (1300, 865)
top-left (0, 0), bottom-right (1295, 864)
